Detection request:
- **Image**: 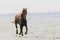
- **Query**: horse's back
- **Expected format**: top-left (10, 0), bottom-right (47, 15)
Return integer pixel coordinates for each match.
top-left (15, 14), bottom-right (21, 23)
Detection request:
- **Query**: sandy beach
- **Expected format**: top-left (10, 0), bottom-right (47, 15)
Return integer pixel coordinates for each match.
top-left (0, 13), bottom-right (60, 40)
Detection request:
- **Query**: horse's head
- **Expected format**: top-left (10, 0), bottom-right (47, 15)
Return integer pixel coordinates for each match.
top-left (22, 8), bottom-right (27, 16)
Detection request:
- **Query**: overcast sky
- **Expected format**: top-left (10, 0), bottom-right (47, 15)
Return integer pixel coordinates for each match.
top-left (0, 0), bottom-right (60, 14)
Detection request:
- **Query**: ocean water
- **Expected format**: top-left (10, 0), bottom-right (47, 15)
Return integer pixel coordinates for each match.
top-left (0, 13), bottom-right (60, 40)
top-left (0, 13), bottom-right (60, 21)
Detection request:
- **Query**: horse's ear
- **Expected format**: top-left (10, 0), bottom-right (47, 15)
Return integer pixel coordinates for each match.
top-left (25, 8), bottom-right (27, 10)
top-left (23, 8), bottom-right (25, 9)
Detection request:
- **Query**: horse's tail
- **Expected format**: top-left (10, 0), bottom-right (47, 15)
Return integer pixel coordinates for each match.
top-left (11, 21), bottom-right (15, 24)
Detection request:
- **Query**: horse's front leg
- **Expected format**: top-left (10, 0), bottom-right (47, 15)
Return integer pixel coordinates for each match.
top-left (19, 25), bottom-right (23, 36)
top-left (15, 22), bottom-right (18, 34)
top-left (25, 25), bottom-right (28, 34)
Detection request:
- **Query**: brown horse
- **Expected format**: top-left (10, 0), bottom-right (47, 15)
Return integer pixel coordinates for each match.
top-left (14, 8), bottom-right (28, 36)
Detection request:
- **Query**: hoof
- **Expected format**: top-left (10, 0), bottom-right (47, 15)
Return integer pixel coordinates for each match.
top-left (22, 33), bottom-right (23, 36)
top-left (25, 32), bottom-right (27, 35)
top-left (16, 30), bottom-right (18, 34)
top-left (19, 33), bottom-right (23, 36)
top-left (16, 33), bottom-right (18, 34)
top-left (16, 31), bottom-right (18, 34)
top-left (19, 33), bottom-right (21, 35)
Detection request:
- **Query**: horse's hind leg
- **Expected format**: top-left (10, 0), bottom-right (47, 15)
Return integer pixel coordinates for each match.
top-left (15, 22), bottom-right (18, 34)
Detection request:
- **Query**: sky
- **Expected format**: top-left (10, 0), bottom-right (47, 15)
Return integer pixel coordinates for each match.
top-left (0, 0), bottom-right (60, 14)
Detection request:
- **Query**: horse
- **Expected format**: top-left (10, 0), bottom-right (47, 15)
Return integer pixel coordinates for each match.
top-left (14, 8), bottom-right (28, 36)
